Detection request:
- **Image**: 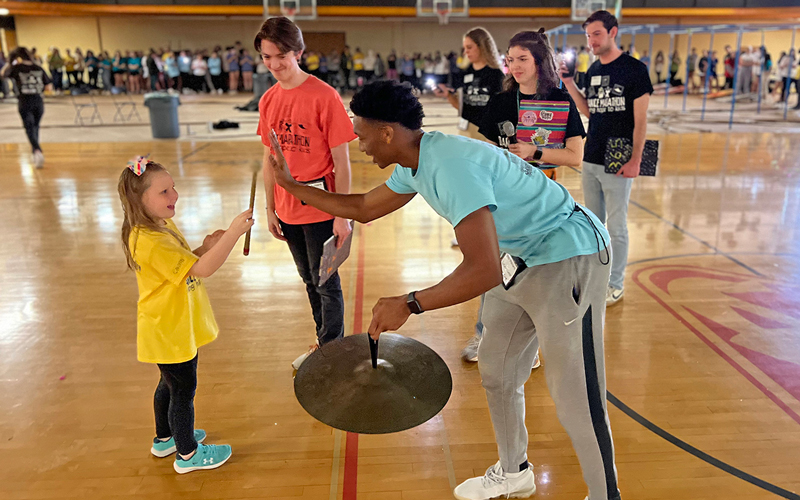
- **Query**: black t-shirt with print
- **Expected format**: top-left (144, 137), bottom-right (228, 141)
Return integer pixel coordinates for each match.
top-left (458, 65), bottom-right (505, 127)
top-left (583, 53), bottom-right (653, 165)
top-left (7, 63), bottom-right (51, 100)
top-left (479, 87), bottom-right (585, 146)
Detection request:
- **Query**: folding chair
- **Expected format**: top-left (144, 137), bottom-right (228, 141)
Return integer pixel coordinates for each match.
top-left (71, 93), bottom-right (103, 126)
top-left (111, 91), bottom-right (142, 123)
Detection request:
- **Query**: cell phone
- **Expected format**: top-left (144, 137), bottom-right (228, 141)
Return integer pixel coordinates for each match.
top-left (426, 78), bottom-right (437, 90)
top-left (561, 51), bottom-right (576, 78)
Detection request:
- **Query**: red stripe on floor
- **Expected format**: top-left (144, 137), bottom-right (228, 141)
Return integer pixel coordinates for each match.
top-left (343, 226), bottom-right (366, 500)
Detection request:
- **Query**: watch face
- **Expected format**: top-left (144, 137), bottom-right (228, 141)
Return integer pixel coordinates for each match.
top-left (407, 292), bottom-right (422, 314)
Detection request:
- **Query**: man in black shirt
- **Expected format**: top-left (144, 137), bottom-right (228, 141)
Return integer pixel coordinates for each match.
top-left (561, 10), bottom-right (653, 306)
top-left (2, 46), bottom-right (52, 169)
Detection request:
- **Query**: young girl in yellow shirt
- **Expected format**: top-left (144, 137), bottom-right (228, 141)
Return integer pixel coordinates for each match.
top-left (118, 157), bottom-right (254, 474)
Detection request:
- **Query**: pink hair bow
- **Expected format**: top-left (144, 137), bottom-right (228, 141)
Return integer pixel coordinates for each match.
top-left (127, 156), bottom-right (149, 176)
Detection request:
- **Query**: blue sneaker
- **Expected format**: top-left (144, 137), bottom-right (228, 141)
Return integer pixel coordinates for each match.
top-left (150, 429), bottom-right (207, 458)
top-left (173, 443), bottom-right (232, 474)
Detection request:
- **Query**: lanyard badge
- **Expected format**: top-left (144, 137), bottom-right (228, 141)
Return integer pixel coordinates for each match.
top-left (500, 253), bottom-right (527, 290)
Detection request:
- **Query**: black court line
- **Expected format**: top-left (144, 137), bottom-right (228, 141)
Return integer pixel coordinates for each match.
top-left (565, 165), bottom-right (763, 277)
top-left (628, 200), bottom-right (763, 277)
top-left (180, 143), bottom-right (211, 161)
top-left (607, 392), bottom-right (800, 500)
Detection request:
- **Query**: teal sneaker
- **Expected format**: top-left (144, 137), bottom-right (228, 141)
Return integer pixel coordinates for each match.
top-left (150, 429), bottom-right (207, 458)
top-left (173, 443), bottom-right (232, 474)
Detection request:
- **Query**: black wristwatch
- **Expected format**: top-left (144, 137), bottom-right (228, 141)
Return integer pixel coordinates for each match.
top-left (406, 291), bottom-right (424, 315)
top-left (533, 149), bottom-right (544, 161)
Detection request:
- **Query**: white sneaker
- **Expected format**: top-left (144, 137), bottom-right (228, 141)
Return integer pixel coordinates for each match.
top-left (453, 461), bottom-right (536, 500)
top-left (461, 334), bottom-right (480, 362)
top-left (292, 343), bottom-right (319, 370)
top-left (606, 286), bottom-right (624, 306)
top-left (33, 150), bottom-right (44, 169)
top-left (532, 351), bottom-right (541, 370)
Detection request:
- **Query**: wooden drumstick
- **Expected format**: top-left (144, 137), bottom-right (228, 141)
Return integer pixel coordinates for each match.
top-left (243, 160), bottom-right (261, 256)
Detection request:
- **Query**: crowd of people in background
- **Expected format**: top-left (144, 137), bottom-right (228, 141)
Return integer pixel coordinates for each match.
top-left (1, 37), bottom-right (798, 109)
top-left (0, 42), bottom-right (265, 98)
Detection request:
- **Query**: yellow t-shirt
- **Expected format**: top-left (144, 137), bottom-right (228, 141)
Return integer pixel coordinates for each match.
top-left (577, 52), bottom-right (590, 73)
top-left (306, 54), bottom-right (320, 71)
top-left (130, 219), bottom-right (219, 364)
top-left (353, 52), bottom-right (364, 71)
top-left (65, 56), bottom-right (76, 72)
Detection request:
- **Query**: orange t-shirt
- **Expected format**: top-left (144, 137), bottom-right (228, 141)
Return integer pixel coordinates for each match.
top-left (257, 75), bottom-right (357, 225)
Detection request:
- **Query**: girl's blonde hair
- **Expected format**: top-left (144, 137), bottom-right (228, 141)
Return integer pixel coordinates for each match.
top-left (464, 27), bottom-right (501, 70)
top-left (117, 161), bottom-right (186, 271)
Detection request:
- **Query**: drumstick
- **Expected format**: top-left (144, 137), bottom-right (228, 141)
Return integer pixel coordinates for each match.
top-left (243, 160), bottom-right (261, 256)
top-left (368, 335), bottom-right (379, 369)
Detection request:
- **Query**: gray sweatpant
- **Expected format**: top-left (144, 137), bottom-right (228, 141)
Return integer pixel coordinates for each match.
top-left (478, 250), bottom-right (620, 500)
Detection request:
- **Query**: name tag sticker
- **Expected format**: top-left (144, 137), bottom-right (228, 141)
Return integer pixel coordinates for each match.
top-left (591, 75), bottom-right (602, 86)
top-left (464, 74), bottom-right (474, 83)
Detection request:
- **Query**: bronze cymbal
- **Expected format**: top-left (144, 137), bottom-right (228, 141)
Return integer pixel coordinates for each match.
top-left (294, 333), bottom-right (453, 434)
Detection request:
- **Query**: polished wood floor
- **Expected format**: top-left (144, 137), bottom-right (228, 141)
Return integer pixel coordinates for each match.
top-left (1, 131), bottom-right (800, 500)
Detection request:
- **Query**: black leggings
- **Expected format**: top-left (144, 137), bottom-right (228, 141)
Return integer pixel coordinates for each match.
top-left (19, 96), bottom-right (44, 153)
top-left (155, 354), bottom-right (199, 456)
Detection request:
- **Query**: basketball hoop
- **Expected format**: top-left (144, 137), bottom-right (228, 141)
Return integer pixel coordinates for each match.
top-left (282, 7), bottom-right (296, 20)
top-left (436, 7), bottom-right (450, 25)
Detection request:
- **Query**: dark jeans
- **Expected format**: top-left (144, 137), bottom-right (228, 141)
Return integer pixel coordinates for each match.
top-left (19, 96), bottom-right (44, 153)
top-left (88, 69), bottom-right (99, 88)
top-left (780, 77), bottom-right (797, 103)
top-left (280, 218), bottom-right (345, 345)
top-left (155, 354), bottom-right (198, 456)
top-left (52, 70), bottom-right (63, 91)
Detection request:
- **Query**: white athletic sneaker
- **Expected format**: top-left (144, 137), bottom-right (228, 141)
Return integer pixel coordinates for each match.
top-left (33, 150), bottom-right (45, 169)
top-left (453, 461), bottom-right (536, 500)
top-left (606, 286), bottom-right (624, 306)
top-left (292, 343), bottom-right (319, 370)
top-left (532, 351), bottom-right (541, 370)
top-left (461, 334), bottom-right (480, 362)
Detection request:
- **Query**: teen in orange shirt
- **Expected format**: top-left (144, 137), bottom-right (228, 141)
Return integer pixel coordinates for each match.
top-left (255, 17), bottom-right (356, 369)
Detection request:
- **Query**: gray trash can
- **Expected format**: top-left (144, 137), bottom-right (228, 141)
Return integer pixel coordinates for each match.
top-left (144, 92), bottom-right (181, 139)
top-left (253, 73), bottom-right (274, 100)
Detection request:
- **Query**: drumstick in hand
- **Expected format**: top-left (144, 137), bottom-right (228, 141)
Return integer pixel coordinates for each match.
top-left (243, 160), bottom-right (261, 256)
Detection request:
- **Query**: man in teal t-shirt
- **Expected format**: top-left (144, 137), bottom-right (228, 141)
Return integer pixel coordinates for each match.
top-left (266, 81), bottom-right (620, 500)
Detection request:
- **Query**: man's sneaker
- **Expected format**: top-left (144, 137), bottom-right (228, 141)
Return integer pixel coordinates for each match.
top-left (151, 429), bottom-right (207, 458)
top-left (292, 343), bottom-right (319, 370)
top-left (173, 443), bottom-right (232, 474)
top-left (606, 286), bottom-right (624, 306)
top-left (33, 150), bottom-right (44, 169)
top-left (461, 334), bottom-right (480, 362)
top-left (532, 351), bottom-right (541, 370)
top-left (453, 461), bottom-right (536, 500)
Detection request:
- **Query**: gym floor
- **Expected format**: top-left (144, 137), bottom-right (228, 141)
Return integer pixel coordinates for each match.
top-left (1, 95), bottom-right (799, 499)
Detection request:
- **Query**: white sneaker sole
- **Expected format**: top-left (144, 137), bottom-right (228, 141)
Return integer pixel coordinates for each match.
top-left (453, 484), bottom-right (536, 500)
top-left (173, 450), bottom-right (232, 474)
top-left (606, 294), bottom-right (624, 306)
top-left (151, 433), bottom-right (206, 458)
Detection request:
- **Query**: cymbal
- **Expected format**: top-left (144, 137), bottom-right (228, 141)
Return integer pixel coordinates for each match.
top-left (294, 333), bottom-right (453, 434)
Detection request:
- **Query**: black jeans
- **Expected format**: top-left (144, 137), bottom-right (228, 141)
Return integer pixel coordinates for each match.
top-left (88, 69), bottom-right (99, 88)
top-left (155, 354), bottom-right (198, 456)
top-left (280, 218), bottom-right (345, 345)
top-left (52, 70), bottom-right (63, 91)
top-left (18, 96), bottom-right (44, 153)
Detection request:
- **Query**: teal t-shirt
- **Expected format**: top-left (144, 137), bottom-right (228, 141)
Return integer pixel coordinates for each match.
top-left (385, 131), bottom-right (609, 267)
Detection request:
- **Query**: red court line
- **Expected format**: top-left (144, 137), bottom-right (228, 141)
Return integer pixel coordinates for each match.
top-left (632, 266), bottom-right (800, 426)
top-left (343, 226), bottom-right (366, 500)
